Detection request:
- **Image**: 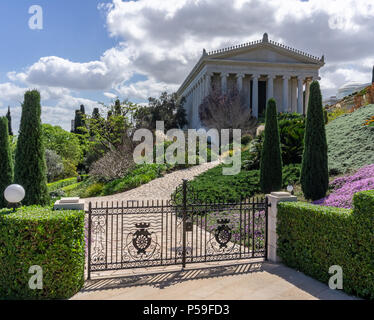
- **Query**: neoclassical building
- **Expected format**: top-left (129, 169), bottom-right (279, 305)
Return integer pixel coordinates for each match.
top-left (177, 33), bottom-right (325, 129)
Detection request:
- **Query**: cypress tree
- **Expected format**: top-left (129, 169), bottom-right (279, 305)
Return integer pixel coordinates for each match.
top-left (80, 104), bottom-right (85, 115)
top-left (260, 98), bottom-right (283, 194)
top-left (74, 109), bottom-right (83, 134)
top-left (114, 99), bottom-right (121, 116)
top-left (14, 90), bottom-right (50, 206)
top-left (6, 106), bottom-right (13, 136)
top-left (0, 117), bottom-right (13, 208)
top-left (300, 81), bottom-right (329, 201)
top-left (92, 107), bottom-right (100, 120)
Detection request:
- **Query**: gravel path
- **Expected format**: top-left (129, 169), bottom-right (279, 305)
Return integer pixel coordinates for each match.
top-left (84, 161), bottom-right (221, 208)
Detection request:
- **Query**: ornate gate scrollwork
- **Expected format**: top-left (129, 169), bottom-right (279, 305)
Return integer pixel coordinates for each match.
top-left (215, 219), bottom-right (232, 249)
top-left (132, 223), bottom-right (152, 254)
top-left (123, 222), bottom-right (161, 262)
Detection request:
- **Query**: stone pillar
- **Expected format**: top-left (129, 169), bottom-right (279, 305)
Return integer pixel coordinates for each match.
top-left (205, 72), bottom-right (212, 97)
top-left (236, 73), bottom-right (244, 93)
top-left (192, 85), bottom-right (196, 128)
top-left (282, 75), bottom-right (290, 113)
top-left (252, 75), bottom-right (259, 118)
top-left (267, 75), bottom-right (275, 102)
top-left (198, 79), bottom-right (203, 127)
top-left (291, 78), bottom-right (297, 112)
top-left (297, 77), bottom-right (304, 115)
top-left (305, 78), bottom-right (312, 115)
top-left (221, 72), bottom-right (228, 94)
top-left (266, 192), bottom-right (297, 263)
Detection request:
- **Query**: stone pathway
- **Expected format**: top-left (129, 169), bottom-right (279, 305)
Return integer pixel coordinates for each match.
top-left (83, 160), bottom-right (221, 210)
top-left (72, 261), bottom-right (359, 300)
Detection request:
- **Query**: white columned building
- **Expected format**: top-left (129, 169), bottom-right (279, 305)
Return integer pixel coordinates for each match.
top-left (177, 33), bottom-right (325, 129)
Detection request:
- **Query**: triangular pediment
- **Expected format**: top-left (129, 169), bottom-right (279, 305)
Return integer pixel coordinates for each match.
top-left (208, 43), bottom-right (321, 65)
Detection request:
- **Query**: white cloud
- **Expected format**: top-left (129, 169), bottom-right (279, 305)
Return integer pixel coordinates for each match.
top-left (101, 0), bottom-right (374, 94)
top-left (115, 78), bottom-right (179, 101)
top-left (2, 0), bottom-right (374, 132)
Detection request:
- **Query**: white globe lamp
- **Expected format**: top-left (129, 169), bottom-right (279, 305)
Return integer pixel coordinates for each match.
top-left (4, 184), bottom-right (25, 211)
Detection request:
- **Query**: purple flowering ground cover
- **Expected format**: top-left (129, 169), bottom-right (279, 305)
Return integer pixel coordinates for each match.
top-left (313, 164), bottom-right (374, 208)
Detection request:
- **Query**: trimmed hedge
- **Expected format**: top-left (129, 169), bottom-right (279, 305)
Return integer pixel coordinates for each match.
top-left (277, 190), bottom-right (374, 299)
top-left (47, 175), bottom-right (88, 192)
top-left (0, 207), bottom-right (85, 299)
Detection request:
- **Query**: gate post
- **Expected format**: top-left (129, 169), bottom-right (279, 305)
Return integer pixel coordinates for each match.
top-left (87, 202), bottom-right (92, 280)
top-left (266, 192), bottom-right (297, 263)
top-left (182, 179), bottom-right (188, 268)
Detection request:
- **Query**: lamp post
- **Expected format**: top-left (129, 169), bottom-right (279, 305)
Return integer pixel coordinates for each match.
top-left (4, 184), bottom-right (25, 212)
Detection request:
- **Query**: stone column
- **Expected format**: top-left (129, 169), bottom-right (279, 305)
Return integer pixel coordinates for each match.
top-left (198, 79), bottom-right (203, 127)
top-left (305, 78), bottom-right (312, 115)
top-left (291, 77), bottom-right (297, 112)
top-left (297, 77), bottom-right (304, 115)
top-left (267, 74), bottom-right (275, 102)
top-left (192, 85), bottom-right (196, 128)
top-left (252, 74), bottom-right (259, 118)
top-left (282, 75), bottom-right (290, 113)
top-left (221, 72), bottom-right (228, 94)
top-left (267, 192), bottom-right (297, 263)
top-left (236, 73), bottom-right (244, 93)
top-left (205, 72), bottom-right (212, 97)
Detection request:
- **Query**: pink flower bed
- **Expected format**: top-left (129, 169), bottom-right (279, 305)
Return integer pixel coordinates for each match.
top-left (313, 164), bottom-right (374, 209)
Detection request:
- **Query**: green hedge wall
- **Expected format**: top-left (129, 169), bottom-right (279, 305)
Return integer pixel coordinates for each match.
top-left (0, 207), bottom-right (85, 299)
top-left (277, 190), bottom-right (374, 299)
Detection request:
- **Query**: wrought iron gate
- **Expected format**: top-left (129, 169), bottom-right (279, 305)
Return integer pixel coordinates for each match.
top-left (86, 180), bottom-right (269, 279)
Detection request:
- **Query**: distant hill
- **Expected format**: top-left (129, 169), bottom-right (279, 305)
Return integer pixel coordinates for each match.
top-left (327, 104), bottom-right (374, 174)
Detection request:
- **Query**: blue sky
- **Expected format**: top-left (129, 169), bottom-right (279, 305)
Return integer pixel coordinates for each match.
top-left (0, 0), bottom-right (116, 104)
top-left (0, 0), bottom-right (373, 132)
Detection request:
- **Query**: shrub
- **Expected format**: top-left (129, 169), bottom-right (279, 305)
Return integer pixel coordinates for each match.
top-left (282, 164), bottom-right (301, 187)
top-left (0, 117), bottom-right (13, 208)
top-left (314, 164), bottom-right (374, 208)
top-left (241, 133), bottom-right (264, 171)
top-left (14, 90), bottom-right (50, 206)
top-left (83, 183), bottom-right (104, 197)
top-left (172, 163), bottom-right (300, 204)
top-left (241, 135), bottom-right (252, 146)
top-left (278, 117), bottom-right (305, 165)
top-left (277, 190), bottom-right (374, 299)
top-left (47, 176), bottom-right (84, 192)
top-left (174, 165), bottom-right (261, 204)
top-left (260, 99), bottom-right (282, 194)
top-left (327, 104), bottom-right (374, 174)
top-left (90, 144), bottom-right (135, 181)
top-left (0, 206), bottom-right (85, 299)
top-left (301, 81), bottom-right (329, 200)
top-left (101, 164), bottom-right (166, 196)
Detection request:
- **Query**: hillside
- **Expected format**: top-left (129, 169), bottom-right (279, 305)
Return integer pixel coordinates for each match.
top-left (327, 104), bottom-right (374, 174)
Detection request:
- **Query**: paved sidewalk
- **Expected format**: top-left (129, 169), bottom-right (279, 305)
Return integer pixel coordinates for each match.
top-left (71, 261), bottom-right (359, 300)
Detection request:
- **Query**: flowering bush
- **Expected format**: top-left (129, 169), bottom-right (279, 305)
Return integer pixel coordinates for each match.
top-left (313, 164), bottom-right (374, 208)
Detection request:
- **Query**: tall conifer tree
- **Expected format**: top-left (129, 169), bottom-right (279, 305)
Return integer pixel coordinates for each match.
top-left (14, 90), bottom-right (49, 206)
top-left (6, 106), bottom-right (13, 136)
top-left (0, 117), bottom-right (13, 208)
top-left (300, 81), bottom-right (329, 201)
top-left (260, 98), bottom-right (283, 194)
